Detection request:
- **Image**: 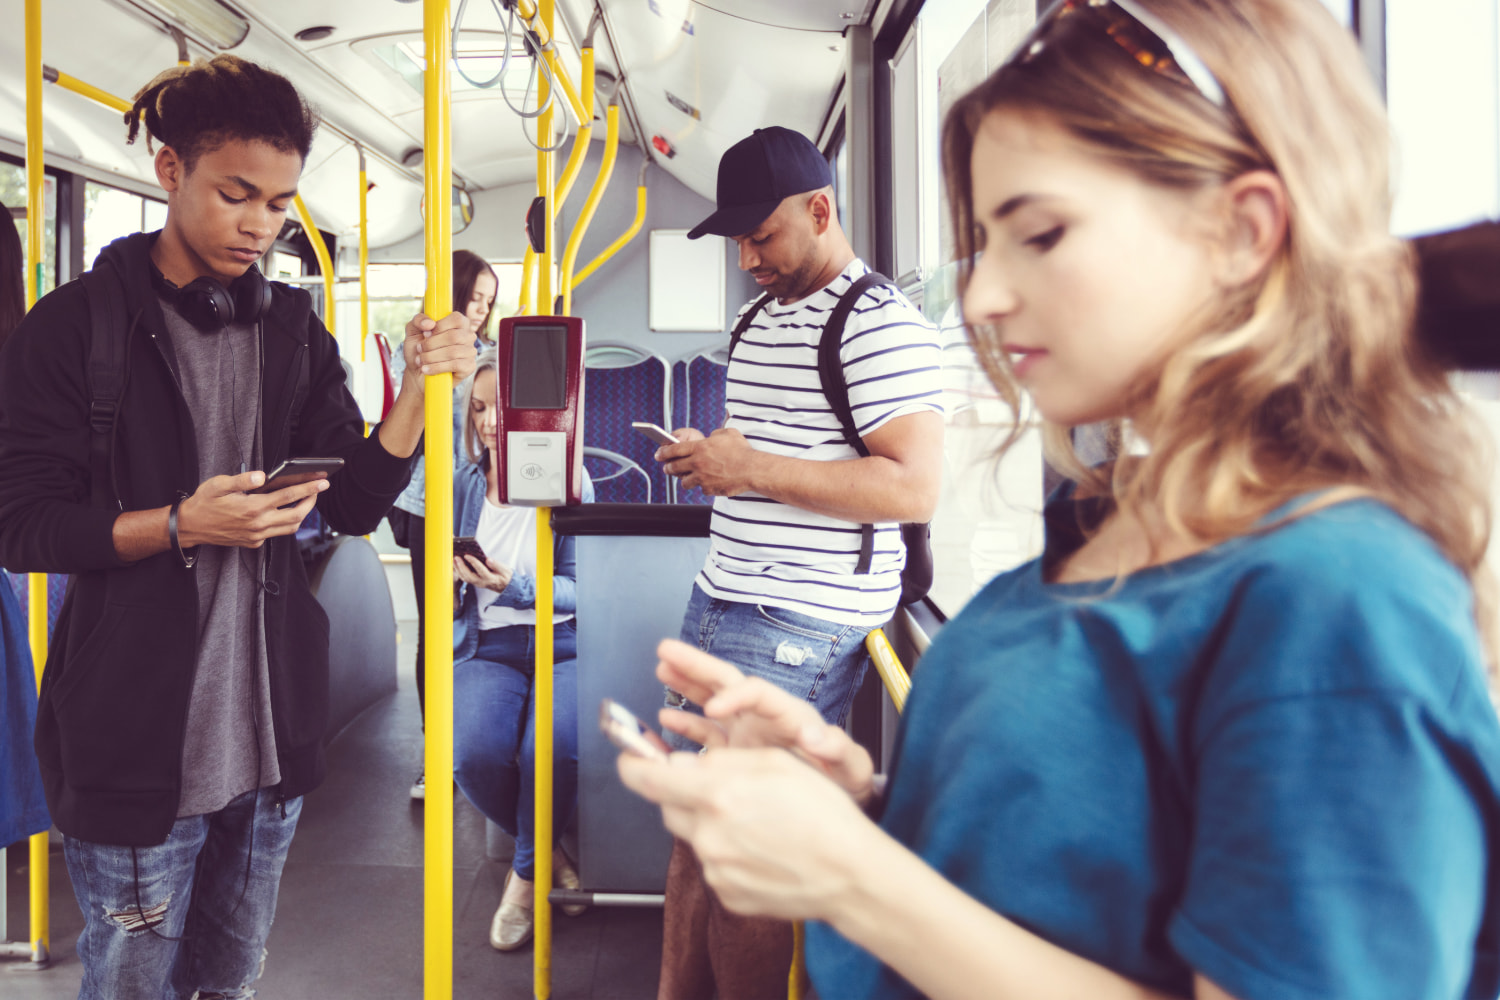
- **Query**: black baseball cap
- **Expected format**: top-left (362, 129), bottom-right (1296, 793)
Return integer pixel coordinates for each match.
top-left (686, 126), bottom-right (834, 240)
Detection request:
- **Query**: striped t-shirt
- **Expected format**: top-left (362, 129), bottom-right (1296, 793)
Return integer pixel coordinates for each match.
top-left (697, 260), bottom-right (942, 626)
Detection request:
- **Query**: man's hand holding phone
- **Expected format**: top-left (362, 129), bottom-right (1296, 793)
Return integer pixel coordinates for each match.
top-left (175, 468), bottom-right (330, 549)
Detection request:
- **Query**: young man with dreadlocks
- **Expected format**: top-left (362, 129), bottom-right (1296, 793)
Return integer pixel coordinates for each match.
top-left (0, 55), bottom-right (475, 999)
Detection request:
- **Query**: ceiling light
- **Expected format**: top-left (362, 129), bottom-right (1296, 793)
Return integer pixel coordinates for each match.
top-left (118, 0), bottom-right (250, 51)
top-left (295, 25), bottom-right (335, 42)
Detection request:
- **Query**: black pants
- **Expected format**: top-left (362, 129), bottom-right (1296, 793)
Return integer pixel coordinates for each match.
top-left (393, 509), bottom-right (428, 725)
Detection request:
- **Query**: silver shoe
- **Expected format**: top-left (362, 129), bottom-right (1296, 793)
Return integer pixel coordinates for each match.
top-left (553, 850), bottom-right (586, 918)
top-left (489, 869), bottom-right (534, 951)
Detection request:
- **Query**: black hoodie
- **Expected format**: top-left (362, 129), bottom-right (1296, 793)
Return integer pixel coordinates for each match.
top-left (0, 232), bottom-right (413, 846)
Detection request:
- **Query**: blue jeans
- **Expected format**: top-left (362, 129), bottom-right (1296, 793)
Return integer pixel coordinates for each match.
top-left (664, 585), bottom-right (874, 751)
top-left (453, 620), bottom-right (578, 881)
top-left (63, 788), bottom-right (302, 1000)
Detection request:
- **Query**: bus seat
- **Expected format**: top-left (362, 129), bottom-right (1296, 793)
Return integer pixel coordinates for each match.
top-left (4, 570), bottom-right (67, 643)
top-left (583, 446), bottom-right (653, 504)
top-left (672, 347), bottom-right (730, 505)
top-left (584, 342), bottom-right (671, 505)
top-left (306, 535), bottom-right (398, 743)
top-left (554, 502), bottom-right (713, 893)
top-left (372, 331), bottom-right (398, 420)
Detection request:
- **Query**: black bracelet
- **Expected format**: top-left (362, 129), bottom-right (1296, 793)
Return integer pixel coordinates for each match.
top-left (169, 495), bottom-right (198, 569)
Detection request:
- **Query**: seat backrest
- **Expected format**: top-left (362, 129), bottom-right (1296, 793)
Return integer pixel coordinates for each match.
top-left (582, 446), bottom-right (652, 504)
top-left (673, 348), bottom-right (730, 505)
top-left (372, 332), bottom-right (398, 420)
top-left (584, 342), bottom-right (671, 504)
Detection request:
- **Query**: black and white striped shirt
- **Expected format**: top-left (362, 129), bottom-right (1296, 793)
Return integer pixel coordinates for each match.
top-left (697, 260), bottom-right (943, 625)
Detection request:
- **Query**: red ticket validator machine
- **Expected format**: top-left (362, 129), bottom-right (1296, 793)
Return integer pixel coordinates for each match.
top-left (495, 315), bottom-right (586, 506)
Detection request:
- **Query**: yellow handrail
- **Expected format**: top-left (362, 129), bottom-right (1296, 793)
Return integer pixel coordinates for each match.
top-left (292, 194), bottom-right (336, 338)
top-left (358, 145), bottom-right (370, 363)
top-left (551, 46), bottom-right (594, 224)
top-left (866, 628), bottom-right (911, 713)
top-left (559, 103), bottom-right (617, 316)
top-left (571, 181), bottom-right (645, 290)
top-left (43, 67), bottom-right (132, 114)
top-left (519, 246), bottom-right (537, 316)
top-left (25, 0), bottom-right (50, 968)
top-left (421, 3), bottom-right (456, 999)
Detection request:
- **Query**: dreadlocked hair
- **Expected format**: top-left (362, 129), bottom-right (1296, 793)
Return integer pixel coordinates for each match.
top-left (126, 54), bottom-right (318, 169)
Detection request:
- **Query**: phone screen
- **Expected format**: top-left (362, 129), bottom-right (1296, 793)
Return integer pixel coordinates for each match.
top-left (599, 698), bottom-right (670, 761)
top-left (251, 457), bottom-right (344, 494)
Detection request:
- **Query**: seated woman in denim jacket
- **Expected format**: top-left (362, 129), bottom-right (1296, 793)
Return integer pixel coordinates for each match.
top-left (451, 347), bottom-right (594, 952)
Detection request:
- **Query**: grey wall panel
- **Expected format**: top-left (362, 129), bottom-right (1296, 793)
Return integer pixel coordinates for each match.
top-left (574, 533), bottom-right (711, 891)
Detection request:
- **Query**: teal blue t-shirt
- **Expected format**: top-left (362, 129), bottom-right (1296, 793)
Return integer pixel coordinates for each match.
top-left (807, 497), bottom-right (1500, 999)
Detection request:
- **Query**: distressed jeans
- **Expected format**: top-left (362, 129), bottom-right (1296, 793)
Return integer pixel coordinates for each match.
top-left (664, 584), bottom-right (874, 751)
top-left (63, 788), bottom-right (301, 1000)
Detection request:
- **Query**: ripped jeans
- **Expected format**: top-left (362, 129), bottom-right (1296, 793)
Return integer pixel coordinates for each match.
top-left (664, 585), bottom-right (874, 752)
top-left (63, 788), bottom-right (301, 1000)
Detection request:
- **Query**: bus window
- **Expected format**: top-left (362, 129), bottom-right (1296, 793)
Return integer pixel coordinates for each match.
top-left (0, 159), bottom-right (58, 296)
top-left (83, 181), bottom-right (166, 269)
top-left (899, 0), bottom-right (1047, 617)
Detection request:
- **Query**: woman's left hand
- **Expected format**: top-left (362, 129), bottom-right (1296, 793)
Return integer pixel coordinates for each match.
top-left (617, 745), bottom-right (878, 922)
top-left (453, 553), bottom-right (512, 591)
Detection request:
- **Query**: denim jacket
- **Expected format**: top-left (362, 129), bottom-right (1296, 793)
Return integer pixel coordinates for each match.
top-left (451, 460), bottom-right (592, 662)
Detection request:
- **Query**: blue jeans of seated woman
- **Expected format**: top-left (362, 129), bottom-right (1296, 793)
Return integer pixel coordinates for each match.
top-left (664, 584), bottom-right (874, 752)
top-left (63, 788), bottom-right (301, 1000)
top-left (453, 620), bottom-right (578, 882)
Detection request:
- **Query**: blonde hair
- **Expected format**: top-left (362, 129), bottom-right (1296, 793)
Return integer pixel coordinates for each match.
top-left (944, 0), bottom-right (1496, 663)
top-left (461, 348), bottom-right (500, 467)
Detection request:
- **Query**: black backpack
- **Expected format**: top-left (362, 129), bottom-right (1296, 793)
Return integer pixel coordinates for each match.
top-left (728, 271), bottom-right (934, 607)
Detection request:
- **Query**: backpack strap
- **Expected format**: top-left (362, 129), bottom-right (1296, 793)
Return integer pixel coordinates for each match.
top-left (817, 271), bottom-right (892, 573)
top-left (81, 262), bottom-right (131, 509)
top-left (726, 292), bottom-right (774, 359)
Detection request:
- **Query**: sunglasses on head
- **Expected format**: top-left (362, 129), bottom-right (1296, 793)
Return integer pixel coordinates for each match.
top-left (1010, 0), bottom-right (1227, 109)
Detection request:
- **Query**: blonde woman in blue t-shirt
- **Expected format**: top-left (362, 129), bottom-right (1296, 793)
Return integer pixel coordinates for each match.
top-left (618, 2), bottom-right (1500, 999)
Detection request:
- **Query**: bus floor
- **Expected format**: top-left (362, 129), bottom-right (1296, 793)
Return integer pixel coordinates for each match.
top-left (2, 615), bottom-right (665, 1000)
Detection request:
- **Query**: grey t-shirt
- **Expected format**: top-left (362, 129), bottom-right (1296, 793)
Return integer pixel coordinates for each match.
top-left (158, 296), bottom-right (281, 817)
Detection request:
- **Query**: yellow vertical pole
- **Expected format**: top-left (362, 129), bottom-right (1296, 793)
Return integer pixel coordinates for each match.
top-left (24, 0), bottom-right (50, 968)
top-left (535, 0), bottom-right (556, 317)
top-left (358, 145), bottom-right (370, 363)
top-left (519, 246), bottom-right (536, 316)
top-left (422, 2), bottom-right (455, 998)
top-left (532, 9), bottom-right (556, 993)
top-left (534, 507), bottom-right (554, 1000)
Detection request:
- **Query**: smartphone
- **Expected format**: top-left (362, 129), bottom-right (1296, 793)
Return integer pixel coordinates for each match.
top-left (453, 536), bottom-right (488, 563)
top-left (631, 421), bottom-right (680, 447)
top-left (251, 457), bottom-right (345, 494)
top-left (599, 698), bottom-right (671, 761)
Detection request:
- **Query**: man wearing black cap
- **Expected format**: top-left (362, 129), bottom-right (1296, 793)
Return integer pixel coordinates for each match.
top-left (650, 126), bottom-right (944, 998)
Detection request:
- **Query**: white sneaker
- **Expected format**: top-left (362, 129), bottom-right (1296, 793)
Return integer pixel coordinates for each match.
top-left (410, 769), bottom-right (425, 800)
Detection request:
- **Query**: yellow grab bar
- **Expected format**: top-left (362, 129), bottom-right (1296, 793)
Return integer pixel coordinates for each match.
top-left (25, 0), bottom-right (50, 968)
top-left (43, 66), bottom-right (132, 114)
top-left (571, 179), bottom-right (645, 290)
top-left (559, 103), bottom-right (618, 316)
top-left (519, 246), bottom-right (537, 316)
top-left (357, 145), bottom-right (370, 363)
top-left (866, 628), bottom-right (911, 713)
top-left (421, 3), bottom-right (457, 999)
top-left (292, 194), bottom-right (336, 337)
top-left (551, 47), bottom-right (594, 223)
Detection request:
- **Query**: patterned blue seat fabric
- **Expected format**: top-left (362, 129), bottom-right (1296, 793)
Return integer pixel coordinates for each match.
top-left (583, 346), bottom-right (671, 504)
top-left (672, 351), bottom-right (729, 506)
